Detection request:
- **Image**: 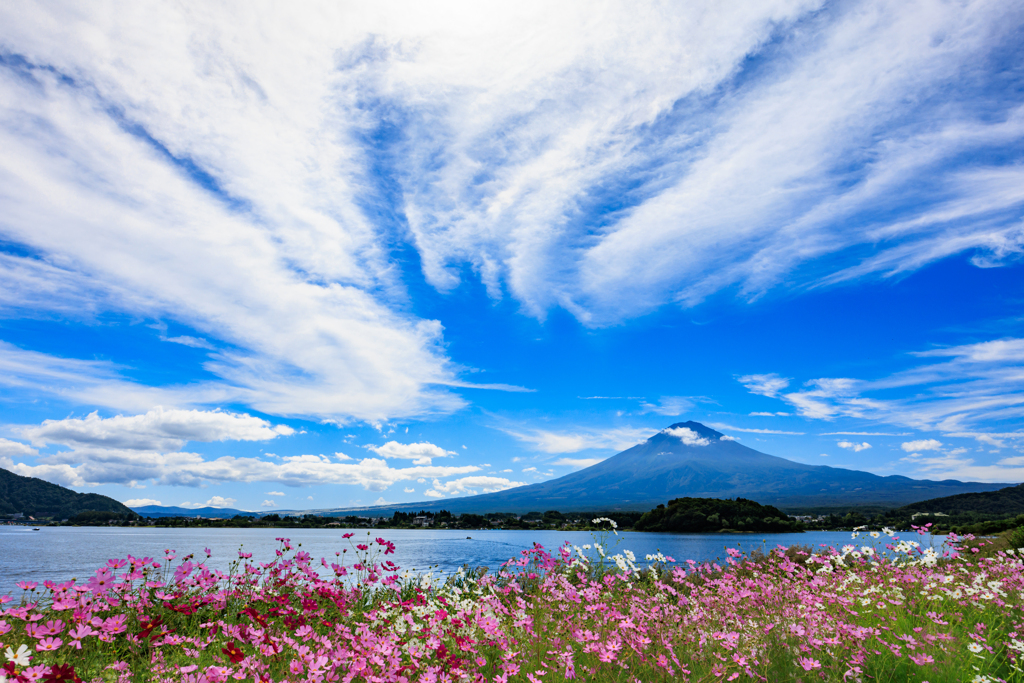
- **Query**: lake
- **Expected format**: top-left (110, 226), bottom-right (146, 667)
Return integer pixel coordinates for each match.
top-left (0, 526), bottom-right (947, 595)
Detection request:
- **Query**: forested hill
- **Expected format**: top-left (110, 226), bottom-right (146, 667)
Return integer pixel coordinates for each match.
top-left (0, 467), bottom-right (134, 519)
top-left (896, 483), bottom-right (1024, 516)
top-left (634, 497), bottom-right (802, 533)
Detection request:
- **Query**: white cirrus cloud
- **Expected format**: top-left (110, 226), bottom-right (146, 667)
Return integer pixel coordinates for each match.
top-left (366, 441), bottom-right (455, 466)
top-left (706, 423), bottom-right (805, 435)
top-left (900, 439), bottom-right (943, 452)
top-left (639, 396), bottom-right (694, 416)
top-left (0, 1), bottom-right (1017, 428)
top-left (552, 457), bottom-right (604, 469)
top-left (739, 337), bottom-right (1024, 433)
top-left (662, 427), bottom-right (710, 447)
top-left (123, 498), bottom-right (161, 507)
top-left (837, 441), bottom-right (872, 452)
top-left (501, 426), bottom-right (651, 454)
top-left (738, 375), bottom-right (791, 399)
top-left (21, 407), bottom-right (293, 451)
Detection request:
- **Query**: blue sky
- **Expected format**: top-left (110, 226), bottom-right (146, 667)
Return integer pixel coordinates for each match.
top-left (1, 1), bottom-right (1023, 512)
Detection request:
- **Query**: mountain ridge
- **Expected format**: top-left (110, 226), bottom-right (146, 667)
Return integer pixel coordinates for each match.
top-left (0, 467), bottom-right (135, 519)
top-left (306, 421), bottom-right (1010, 515)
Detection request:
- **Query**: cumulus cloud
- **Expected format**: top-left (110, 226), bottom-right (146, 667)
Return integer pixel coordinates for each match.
top-left (5, 448), bottom-right (480, 491)
top-left (838, 441), bottom-right (872, 452)
top-left (901, 439), bottom-right (943, 452)
top-left (662, 427), bottom-right (711, 446)
top-left (261, 500), bottom-right (277, 508)
top-left (21, 407), bottom-right (293, 451)
top-left (181, 496), bottom-right (237, 509)
top-left (366, 441), bottom-right (455, 466)
top-left (0, 438), bottom-right (37, 457)
top-left (424, 476), bottom-right (525, 498)
top-left (123, 498), bottom-right (161, 507)
top-left (403, 487), bottom-right (415, 493)
top-left (267, 491), bottom-right (285, 496)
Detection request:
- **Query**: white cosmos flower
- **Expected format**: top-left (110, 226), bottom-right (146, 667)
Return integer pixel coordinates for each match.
top-left (4, 644), bottom-right (30, 666)
top-left (861, 547), bottom-right (875, 556)
top-left (870, 531), bottom-right (880, 539)
top-left (968, 643), bottom-right (985, 654)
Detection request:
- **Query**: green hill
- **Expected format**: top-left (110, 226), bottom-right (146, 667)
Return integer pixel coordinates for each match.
top-left (876, 483), bottom-right (1024, 534)
top-left (634, 496), bottom-right (802, 533)
top-left (0, 467), bottom-right (134, 520)
top-left (894, 483), bottom-right (1024, 516)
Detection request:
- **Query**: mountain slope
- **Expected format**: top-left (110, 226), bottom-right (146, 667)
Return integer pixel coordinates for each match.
top-left (893, 483), bottom-right (1024, 516)
top-left (0, 467), bottom-right (135, 519)
top-left (320, 422), bottom-right (1011, 515)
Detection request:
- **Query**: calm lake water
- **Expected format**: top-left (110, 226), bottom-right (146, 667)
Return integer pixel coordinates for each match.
top-left (0, 526), bottom-right (947, 596)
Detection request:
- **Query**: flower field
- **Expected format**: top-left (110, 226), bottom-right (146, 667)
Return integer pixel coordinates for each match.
top-left (1, 523), bottom-right (1021, 683)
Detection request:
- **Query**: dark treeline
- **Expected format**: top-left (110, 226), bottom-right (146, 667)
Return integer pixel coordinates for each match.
top-left (51, 485), bottom-right (1024, 534)
top-left (635, 497), bottom-right (803, 533)
top-left (63, 509), bottom-right (647, 530)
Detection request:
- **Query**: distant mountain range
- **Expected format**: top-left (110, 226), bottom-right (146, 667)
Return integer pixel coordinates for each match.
top-left (0, 467), bottom-right (134, 519)
top-left (105, 421), bottom-right (1016, 519)
top-left (301, 422), bottom-right (1011, 516)
top-left (130, 505), bottom-right (254, 518)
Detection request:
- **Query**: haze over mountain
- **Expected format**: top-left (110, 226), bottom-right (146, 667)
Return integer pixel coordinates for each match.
top-left (297, 422), bottom-right (1009, 515)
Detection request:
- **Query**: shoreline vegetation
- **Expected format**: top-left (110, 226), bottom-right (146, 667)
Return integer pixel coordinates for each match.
top-left (1, 521), bottom-right (1021, 682)
top-left (8, 495), bottom-right (1020, 538)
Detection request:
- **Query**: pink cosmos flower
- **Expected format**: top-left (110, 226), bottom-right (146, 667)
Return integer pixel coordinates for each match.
top-left (40, 620), bottom-right (64, 636)
top-left (798, 657), bottom-right (821, 671)
top-left (16, 582), bottom-right (38, 591)
top-left (36, 637), bottom-right (62, 652)
top-left (20, 664), bottom-right (49, 682)
top-left (102, 614), bottom-right (128, 635)
top-left (910, 653), bottom-right (934, 665)
top-left (68, 623), bottom-right (96, 649)
top-left (86, 568), bottom-right (113, 595)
